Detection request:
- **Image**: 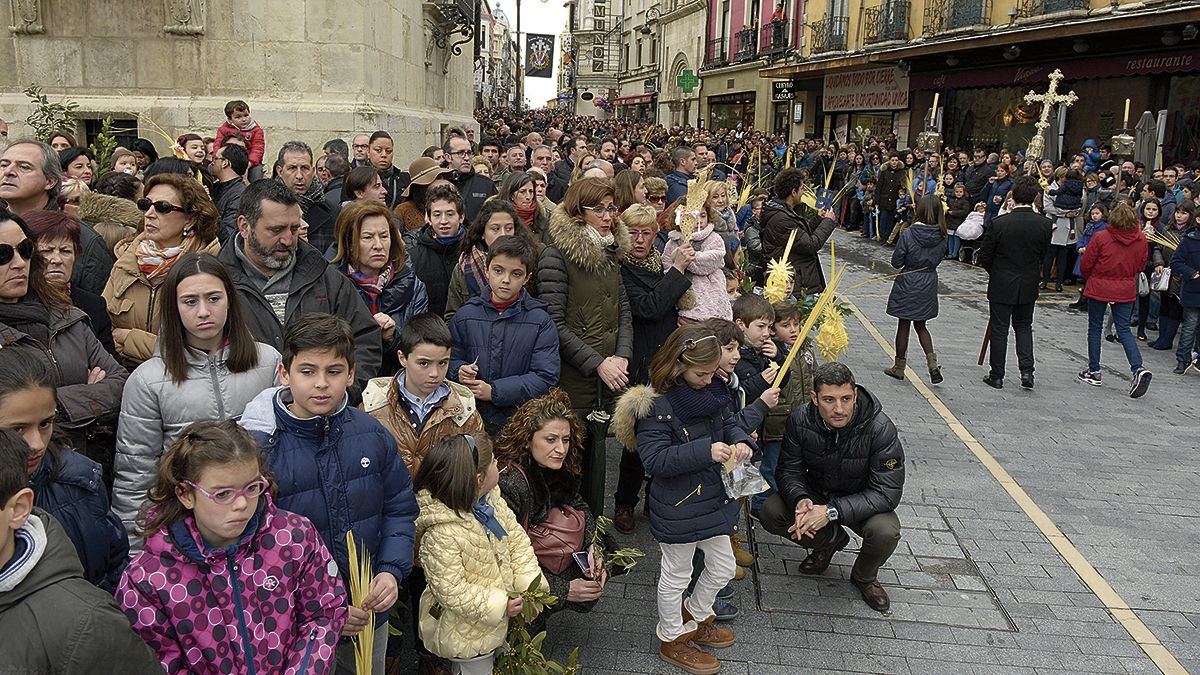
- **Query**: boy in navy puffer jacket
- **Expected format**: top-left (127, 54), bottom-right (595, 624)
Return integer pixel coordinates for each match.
top-left (1050, 168), bottom-right (1085, 213)
top-left (240, 313), bottom-right (418, 674)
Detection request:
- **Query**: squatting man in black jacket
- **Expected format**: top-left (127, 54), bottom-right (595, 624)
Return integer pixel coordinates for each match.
top-left (758, 363), bottom-right (905, 612)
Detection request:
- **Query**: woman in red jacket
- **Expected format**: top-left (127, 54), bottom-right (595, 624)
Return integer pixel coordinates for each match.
top-left (1078, 203), bottom-right (1152, 398)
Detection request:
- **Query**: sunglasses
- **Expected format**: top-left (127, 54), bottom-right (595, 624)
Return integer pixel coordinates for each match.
top-left (647, 195), bottom-right (665, 203)
top-left (185, 476), bottom-right (269, 505)
top-left (0, 238), bottom-right (34, 266)
top-left (137, 198), bottom-right (190, 215)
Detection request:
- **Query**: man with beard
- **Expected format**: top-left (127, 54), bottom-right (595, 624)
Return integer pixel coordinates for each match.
top-left (444, 134), bottom-right (496, 222)
top-left (219, 179), bottom-right (380, 398)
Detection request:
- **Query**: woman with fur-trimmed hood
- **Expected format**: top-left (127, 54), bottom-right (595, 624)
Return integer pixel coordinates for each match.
top-left (77, 184), bottom-right (144, 257)
top-left (537, 177), bottom-right (634, 513)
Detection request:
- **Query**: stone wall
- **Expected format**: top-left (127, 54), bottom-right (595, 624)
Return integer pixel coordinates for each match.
top-left (0, 0), bottom-right (476, 165)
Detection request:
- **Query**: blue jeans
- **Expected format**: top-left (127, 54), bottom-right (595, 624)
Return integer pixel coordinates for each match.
top-left (947, 232), bottom-right (962, 259)
top-left (1177, 306), bottom-right (1200, 365)
top-left (751, 440), bottom-right (782, 513)
top-left (1088, 299), bottom-right (1142, 373)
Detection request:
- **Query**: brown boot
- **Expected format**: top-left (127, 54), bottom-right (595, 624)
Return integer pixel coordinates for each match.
top-left (798, 526), bottom-right (850, 575)
top-left (730, 534), bottom-right (755, 567)
top-left (614, 504), bottom-right (635, 534)
top-left (733, 564), bottom-right (745, 581)
top-left (926, 352), bottom-right (943, 384)
top-left (659, 630), bottom-right (721, 675)
top-left (883, 357), bottom-right (906, 379)
top-left (682, 607), bottom-right (737, 648)
top-left (852, 578), bottom-right (891, 613)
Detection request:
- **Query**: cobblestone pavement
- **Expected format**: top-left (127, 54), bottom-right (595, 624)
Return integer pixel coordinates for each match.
top-left (543, 229), bottom-right (1198, 675)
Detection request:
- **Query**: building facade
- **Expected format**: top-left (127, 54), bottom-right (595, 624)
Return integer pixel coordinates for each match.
top-left (479, 2), bottom-right (519, 108)
top-left (656, 0), bottom-right (707, 127)
top-left (0, 0), bottom-right (477, 163)
top-left (614, 0), bottom-right (662, 123)
top-left (758, 0), bottom-right (1200, 164)
top-left (567, 0), bottom-right (622, 119)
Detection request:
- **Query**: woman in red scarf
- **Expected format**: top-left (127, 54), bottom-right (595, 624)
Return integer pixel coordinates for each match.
top-left (498, 171), bottom-right (549, 241)
top-left (331, 201), bottom-right (429, 376)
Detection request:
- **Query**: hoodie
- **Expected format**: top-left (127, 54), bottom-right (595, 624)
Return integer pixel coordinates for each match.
top-left (0, 511), bottom-right (162, 674)
top-left (1080, 226), bottom-right (1148, 303)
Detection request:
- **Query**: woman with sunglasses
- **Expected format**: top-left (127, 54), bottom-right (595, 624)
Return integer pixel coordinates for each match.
top-left (103, 172), bottom-right (220, 366)
top-left (119, 419), bottom-right (347, 675)
top-left (0, 207), bottom-right (128, 460)
top-left (539, 176), bottom-right (633, 514)
top-left (112, 253), bottom-right (281, 549)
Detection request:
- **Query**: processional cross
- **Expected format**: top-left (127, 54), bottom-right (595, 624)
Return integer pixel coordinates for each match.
top-left (1023, 69), bottom-right (1077, 161)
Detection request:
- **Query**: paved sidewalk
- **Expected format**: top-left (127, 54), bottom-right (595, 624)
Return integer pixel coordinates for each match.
top-left (542, 229), bottom-right (1197, 674)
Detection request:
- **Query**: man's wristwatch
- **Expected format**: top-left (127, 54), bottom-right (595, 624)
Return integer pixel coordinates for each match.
top-left (826, 504), bottom-right (839, 522)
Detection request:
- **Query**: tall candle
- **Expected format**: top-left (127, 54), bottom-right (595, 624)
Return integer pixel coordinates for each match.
top-left (931, 92), bottom-right (940, 125)
top-left (1123, 98), bottom-right (1130, 128)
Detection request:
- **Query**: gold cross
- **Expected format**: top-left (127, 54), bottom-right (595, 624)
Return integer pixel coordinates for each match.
top-left (1023, 69), bottom-right (1078, 161)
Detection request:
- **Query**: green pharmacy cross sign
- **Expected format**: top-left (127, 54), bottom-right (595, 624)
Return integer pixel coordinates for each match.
top-left (677, 69), bottom-right (699, 93)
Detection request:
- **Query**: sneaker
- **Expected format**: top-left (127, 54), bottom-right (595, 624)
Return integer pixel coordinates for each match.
top-left (716, 583), bottom-right (735, 600)
top-left (982, 374), bottom-right (1003, 389)
top-left (1020, 372), bottom-right (1035, 389)
top-left (1129, 368), bottom-right (1152, 398)
top-left (659, 633), bottom-right (720, 675)
top-left (712, 595), bottom-right (739, 622)
top-left (1174, 361), bottom-right (1190, 375)
top-left (1105, 334), bottom-right (1118, 343)
top-left (1077, 369), bottom-right (1102, 387)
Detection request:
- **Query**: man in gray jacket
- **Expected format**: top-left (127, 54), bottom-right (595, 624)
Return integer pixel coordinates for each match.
top-left (219, 179), bottom-right (381, 398)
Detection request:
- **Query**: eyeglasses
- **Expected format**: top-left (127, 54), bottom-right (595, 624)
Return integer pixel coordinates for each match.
top-left (185, 476), bottom-right (269, 505)
top-left (0, 238), bottom-right (34, 266)
top-left (584, 205), bottom-right (619, 216)
top-left (137, 198), bottom-right (190, 215)
top-left (447, 150), bottom-right (473, 158)
top-left (682, 335), bottom-right (719, 351)
top-left (647, 195), bottom-right (665, 203)
top-left (353, 144), bottom-right (369, 149)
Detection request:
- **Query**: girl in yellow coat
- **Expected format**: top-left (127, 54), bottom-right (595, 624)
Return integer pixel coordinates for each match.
top-left (413, 433), bottom-right (545, 674)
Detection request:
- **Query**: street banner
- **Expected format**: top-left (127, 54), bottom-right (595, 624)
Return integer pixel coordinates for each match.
top-left (526, 34), bottom-right (555, 78)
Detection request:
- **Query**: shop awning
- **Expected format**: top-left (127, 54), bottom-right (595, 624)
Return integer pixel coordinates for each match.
top-left (614, 94), bottom-right (656, 105)
top-left (910, 48), bottom-right (1200, 90)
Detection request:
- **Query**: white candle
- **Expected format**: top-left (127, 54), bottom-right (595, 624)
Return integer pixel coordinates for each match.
top-left (931, 92), bottom-right (940, 125)
top-left (1123, 98), bottom-right (1130, 127)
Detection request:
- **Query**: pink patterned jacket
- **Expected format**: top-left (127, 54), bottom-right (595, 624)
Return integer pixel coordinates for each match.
top-left (118, 497), bottom-right (347, 675)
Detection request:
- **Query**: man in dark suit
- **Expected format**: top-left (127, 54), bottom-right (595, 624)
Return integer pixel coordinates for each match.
top-left (978, 175), bottom-right (1053, 389)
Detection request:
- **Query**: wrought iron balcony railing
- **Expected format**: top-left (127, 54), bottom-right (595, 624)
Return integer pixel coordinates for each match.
top-left (759, 19), bottom-right (790, 56)
top-left (704, 37), bottom-right (729, 68)
top-left (864, 0), bottom-right (910, 44)
top-left (733, 27), bottom-right (758, 62)
top-left (809, 15), bottom-right (849, 54)
top-left (922, 0), bottom-right (992, 35)
top-left (1016, 0), bottom-right (1088, 18)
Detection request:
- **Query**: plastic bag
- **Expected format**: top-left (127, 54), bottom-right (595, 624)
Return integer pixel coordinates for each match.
top-left (1151, 268), bottom-right (1171, 292)
top-left (721, 460), bottom-right (769, 499)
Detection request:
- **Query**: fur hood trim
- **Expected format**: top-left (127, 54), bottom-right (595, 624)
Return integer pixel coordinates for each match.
top-left (612, 384), bottom-right (659, 449)
top-left (547, 204), bottom-right (630, 275)
top-left (77, 192), bottom-right (144, 231)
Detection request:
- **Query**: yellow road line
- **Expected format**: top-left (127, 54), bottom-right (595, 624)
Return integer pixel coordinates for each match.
top-left (847, 301), bottom-right (1188, 675)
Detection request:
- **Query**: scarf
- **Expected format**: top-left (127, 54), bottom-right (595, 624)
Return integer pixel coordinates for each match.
top-left (460, 246), bottom-right (489, 297)
top-left (665, 377), bottom-right (732, 424)
top-left (348, 262), bottom-right (394, 314)
top-left (583, 224), bottom-right (616, 248)
top-left (0, 298), bottom-right (53, 345)
top-left (472, 496), bottom-right (507, 540)
top-left (434, 228), bottom-right (465, 247)
top-left (233, 118), bottom-right (258, 132)
top-left (515, 201), bottom-right (538, 227)
top-left (136, 237), bottom-right (188, 288)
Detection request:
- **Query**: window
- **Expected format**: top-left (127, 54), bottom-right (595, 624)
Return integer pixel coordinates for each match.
top-left (650, 37), bottom-right (658, 62)
top-left (637, 38), bottom-right (643, 67)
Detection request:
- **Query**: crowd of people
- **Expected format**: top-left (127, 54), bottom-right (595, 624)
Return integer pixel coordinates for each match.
top-left (0, 101), bottom-right (1196, 675)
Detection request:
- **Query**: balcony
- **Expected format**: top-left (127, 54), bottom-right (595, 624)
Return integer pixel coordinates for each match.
top-left (809, 16), bottom-right (849, 54)
top-left (922, 0), bottom-right (992, 35)
top-left (864, 0), bottom-right (910, 45)
top-left (733, 27), bottom-right (758, 62)
top-left (759, 19), bottom-right (790, 56)
top-left (1016, 0), bottom-right (1088, 18)
top-left (704, 37), bottom-right (729, 68)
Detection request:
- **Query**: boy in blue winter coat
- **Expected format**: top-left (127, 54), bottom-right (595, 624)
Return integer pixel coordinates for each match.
top-left (239, 312), bottom-right (418, 675)
top-left (450, 236), bottom-right (560, 430)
